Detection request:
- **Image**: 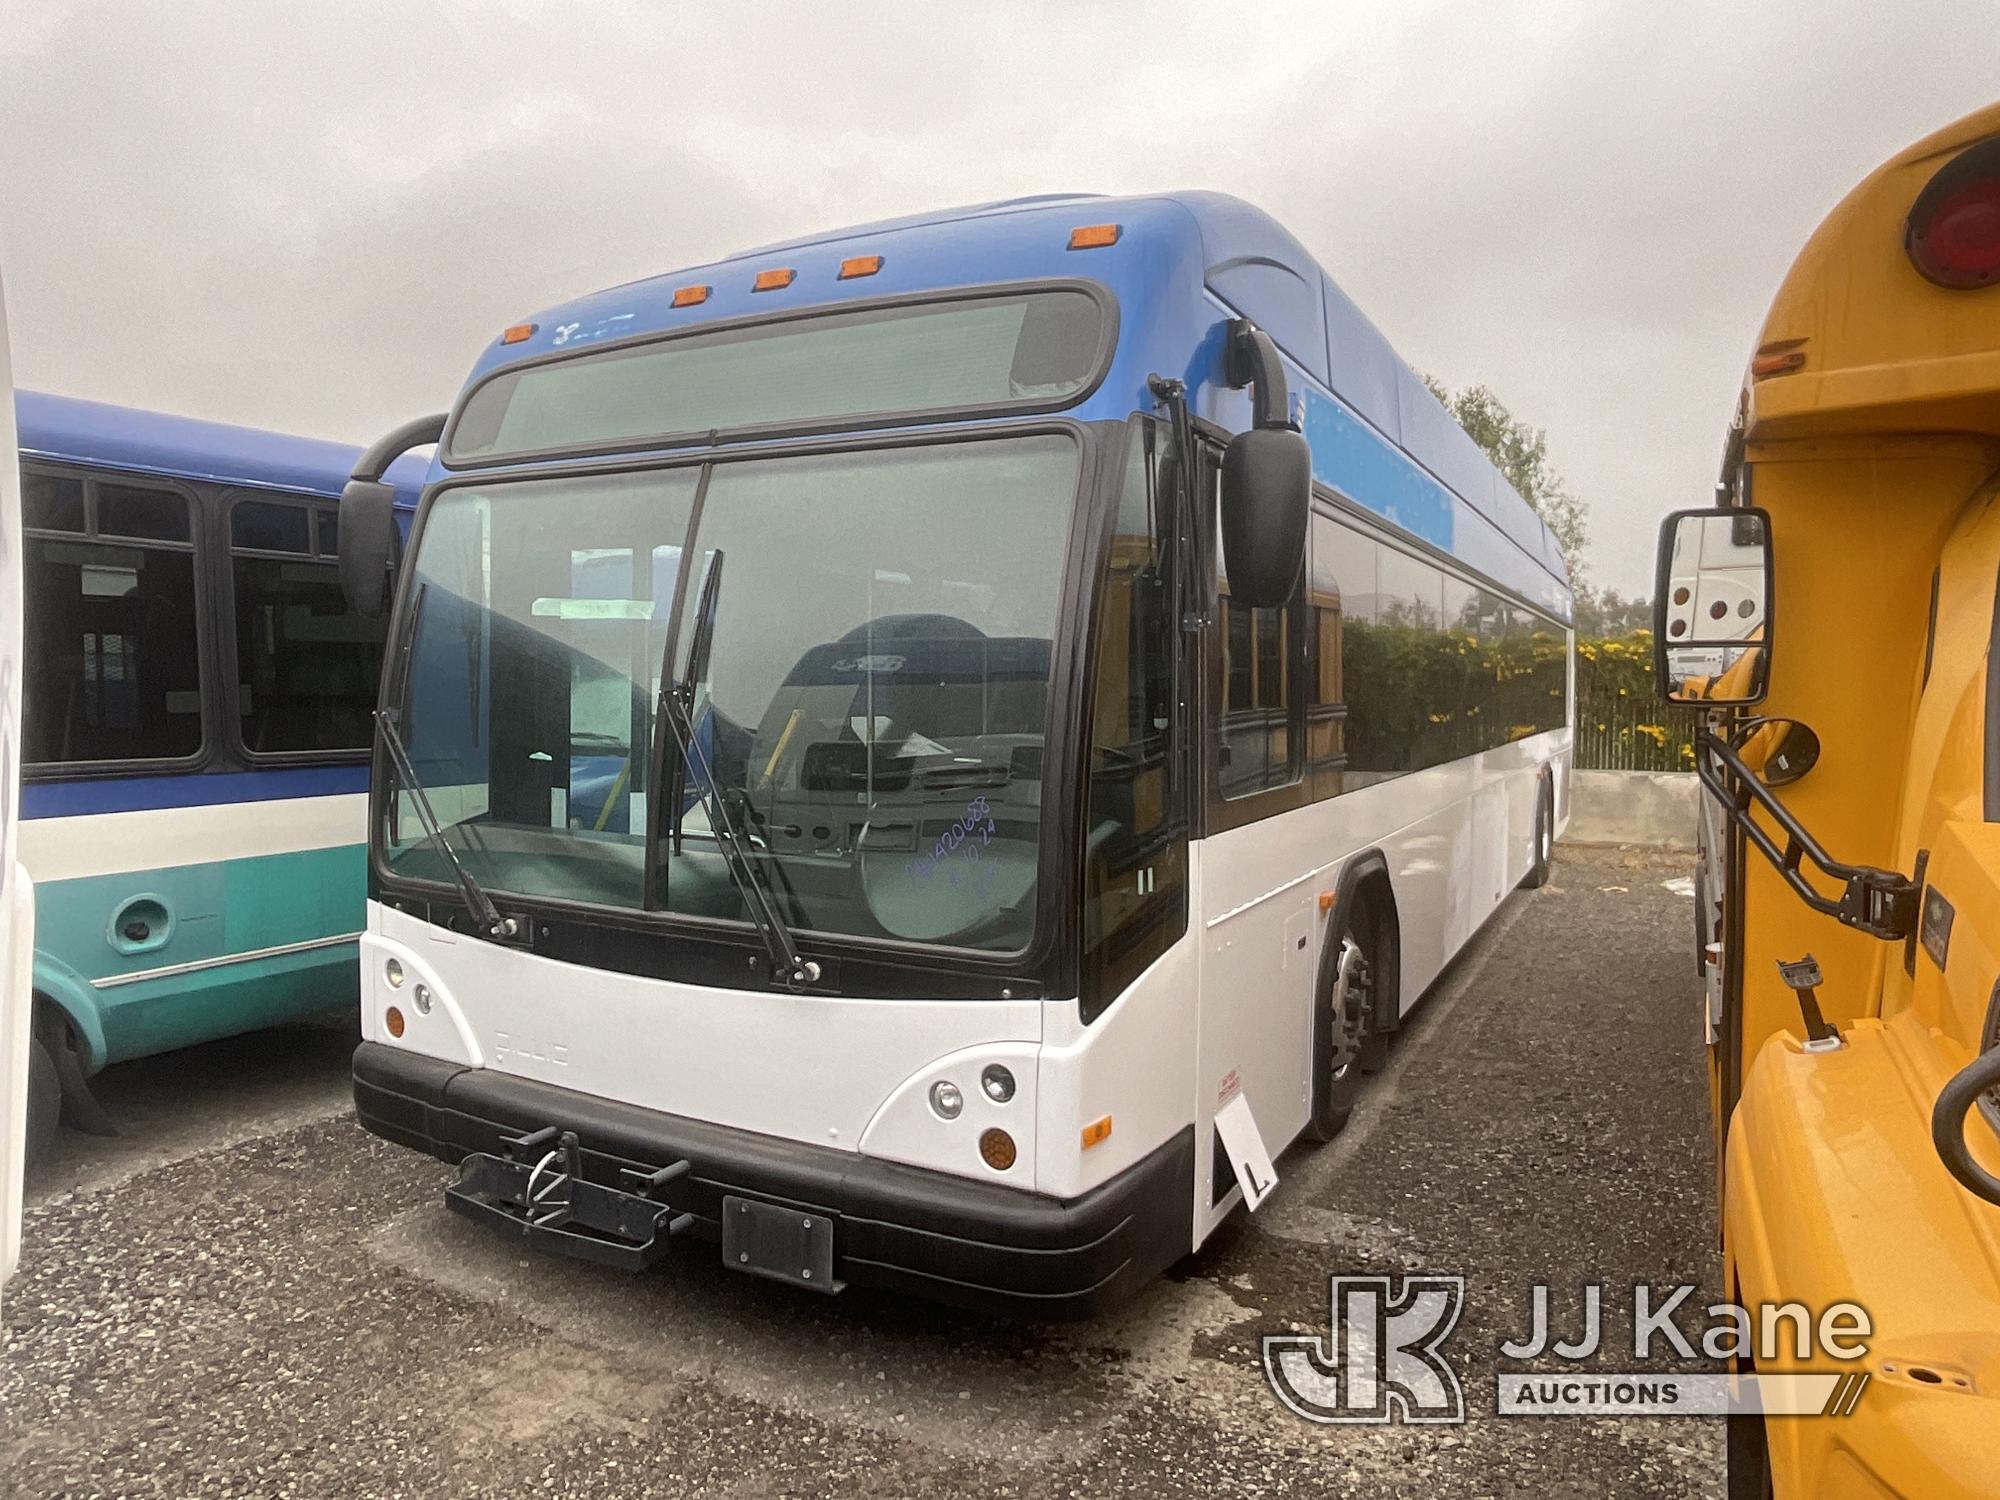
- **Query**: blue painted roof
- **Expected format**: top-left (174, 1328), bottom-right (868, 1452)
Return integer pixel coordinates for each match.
top-left (454, 192), bottom-right (1570, 617)
top-left (15, 390), bottom-right (426, 502)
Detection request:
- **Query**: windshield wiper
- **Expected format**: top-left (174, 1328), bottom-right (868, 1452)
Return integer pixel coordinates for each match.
top-left (655, 552), bottom-right (819, 989)
top-left (376, 707), bottom-right (519, 941)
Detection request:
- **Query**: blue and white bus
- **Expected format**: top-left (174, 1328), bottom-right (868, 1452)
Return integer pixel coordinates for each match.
top-left (1, 277), bottom-right (28, 1305)
top-left (346, 193), bottom-right (1573, 1314)
top-left (16, 393), bottom-right (422, 1161)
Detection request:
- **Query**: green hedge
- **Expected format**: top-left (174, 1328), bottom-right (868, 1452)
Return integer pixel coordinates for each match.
top-left (1574, 630), bottom-right (1697, 772)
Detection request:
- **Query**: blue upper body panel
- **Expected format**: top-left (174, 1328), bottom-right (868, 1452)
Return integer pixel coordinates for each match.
top-left (441, 192), bottom-right (1570, 620)
top-left (16, 390), bottom-right (426, 504)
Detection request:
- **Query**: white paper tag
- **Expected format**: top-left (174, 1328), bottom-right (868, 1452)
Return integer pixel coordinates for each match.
top-left (1214, 1092), bottom-right (1278, 1211)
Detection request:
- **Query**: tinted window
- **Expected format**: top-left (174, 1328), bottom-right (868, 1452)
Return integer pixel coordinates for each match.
top-left (316, 508), bottom-right (341, 557)
top-left (1082, 423), bottom-right (1187, 1015)
top-left (25, 535), bottom-right (202, 764)
top-left (1215, 459), bottom-right (1307, 803)
top-left (233, 539), bottom-right (386, 754)
top-left (1332, 515), bottom-right (1568, 785)
top-left (22, 472), bottom-right (85, 533)
top-left (232, 500), bottom-right (312, 553)
top-left (448, 290), bottom-right (1107, 462)
top-left (98, 482), bottom-right (191, 542)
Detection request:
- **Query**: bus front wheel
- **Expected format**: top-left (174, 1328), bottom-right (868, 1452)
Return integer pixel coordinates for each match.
top-left (1307, 895), bottom-right (1382, 1143)
top-left (25, 1033), bottom-right (60, 1168)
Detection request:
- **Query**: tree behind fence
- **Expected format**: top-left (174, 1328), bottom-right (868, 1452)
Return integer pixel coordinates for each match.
top-left (1574, 631), bottom-right (1696, 772)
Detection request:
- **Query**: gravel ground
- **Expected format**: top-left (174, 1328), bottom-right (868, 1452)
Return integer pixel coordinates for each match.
top-left (1, 845), bottom-right (1720, 1498)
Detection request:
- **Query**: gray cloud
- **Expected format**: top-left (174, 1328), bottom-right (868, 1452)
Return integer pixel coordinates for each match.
top-left (3, 0), bottom-right (1995, 592)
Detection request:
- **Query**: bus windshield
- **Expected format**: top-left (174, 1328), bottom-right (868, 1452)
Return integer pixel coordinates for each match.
top-left (384, 433), bottom-right (1081, 955)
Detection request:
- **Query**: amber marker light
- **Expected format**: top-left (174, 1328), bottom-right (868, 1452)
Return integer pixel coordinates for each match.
top-left (1318, 890), bottom-right (1336, 914)
top-left (979, 1129), bottom-right (1018, 1171)
top-left (672, 284), bottom-right (711, 307)
top-left (838, 254), bottom-right (883, 280)
top-left (500, 323), bottom-right (537, 345)
top-left (1080, 1115), bottom-right (1113, 1150)
top-left (752, 267), bottom-right (796, 292)
top-left (1750, 340), bottom-right (1807, 380)
top-left (385, 1006), bottom-right (405, 1039)
top-left (1067, 223), bottom-right (1121, 250)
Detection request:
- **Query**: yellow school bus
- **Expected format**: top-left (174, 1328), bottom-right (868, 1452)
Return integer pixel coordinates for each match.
top-left (1656, 102), bottom-right (2000, 1496)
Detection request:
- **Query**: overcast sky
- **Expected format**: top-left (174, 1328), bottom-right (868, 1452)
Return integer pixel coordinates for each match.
top-left (1, 1), bottom-right (1993, 595)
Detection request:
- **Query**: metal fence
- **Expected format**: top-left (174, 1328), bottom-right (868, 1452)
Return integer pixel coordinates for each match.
top-left (1573, 634), bottom-right (1696, 772)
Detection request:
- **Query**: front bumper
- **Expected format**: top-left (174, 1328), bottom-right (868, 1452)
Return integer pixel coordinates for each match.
top-left (353, 1042), bottom-right (1193, 1318)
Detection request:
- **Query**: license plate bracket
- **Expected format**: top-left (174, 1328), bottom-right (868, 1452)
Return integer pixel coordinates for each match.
top-left (720, 1195), bottom-right (842, 1294)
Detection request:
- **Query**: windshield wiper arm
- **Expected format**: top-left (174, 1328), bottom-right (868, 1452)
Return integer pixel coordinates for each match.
top-left (656, 687), bottom-right (817, 989)
top-left (376, 707), bottom-right (518, 941)
top-left (653, 551), bottom-right (818, 989)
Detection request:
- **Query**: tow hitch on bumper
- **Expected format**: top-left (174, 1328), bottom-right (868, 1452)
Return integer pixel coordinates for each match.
top-left (446, 1126), bottom-right (698, 1272)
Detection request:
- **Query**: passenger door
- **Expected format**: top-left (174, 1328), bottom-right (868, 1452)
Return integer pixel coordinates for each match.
top-left (1194, 452), bottom-right (1314, 1231)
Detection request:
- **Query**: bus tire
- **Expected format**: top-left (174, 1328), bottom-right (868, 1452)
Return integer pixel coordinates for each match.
top-left (1307, 892), bottom-right (1381, 1143)
top-left (1520, 775), bottom-right (1554, 889)
top-left (26, 1034), bottom-right (61, 1169)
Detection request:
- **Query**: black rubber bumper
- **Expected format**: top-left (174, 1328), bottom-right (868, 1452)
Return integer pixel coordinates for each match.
top-left (353, 1042), bottom-right (1193, 1319)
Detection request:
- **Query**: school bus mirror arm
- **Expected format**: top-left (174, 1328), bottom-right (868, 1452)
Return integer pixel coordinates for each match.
top-left (1694, 724), bottom-right (1919, 941)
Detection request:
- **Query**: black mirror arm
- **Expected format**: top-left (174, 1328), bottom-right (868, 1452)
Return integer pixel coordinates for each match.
top-left (1932, 1047), bottom-right (2000, 1206)
top-left (1696, 727), bottom-right (1918, 940)
top-left (352, 413), bottom-right (447, 483)
top-left (1223, 320), bottom-right (1294, 431)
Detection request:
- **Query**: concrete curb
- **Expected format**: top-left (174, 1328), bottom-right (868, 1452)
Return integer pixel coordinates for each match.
top-left (1563, 769), bottom-right (1697, 850)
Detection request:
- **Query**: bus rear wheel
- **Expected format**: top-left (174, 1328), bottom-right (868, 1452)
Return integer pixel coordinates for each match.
top-left (1307, 898), bottom-right (1379, 1143)
top-left (1520, 775), bottom-right (1554, 889)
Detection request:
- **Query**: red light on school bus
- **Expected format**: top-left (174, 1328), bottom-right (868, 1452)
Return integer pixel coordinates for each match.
top-left (1907, 137), bottom-right (2000, 289)
top-left (752, 268), bottom-right (796, 292)
top-left (672, 284), bottom-right (711, 307)
top-left (1067, 223), bottom-right (1122, 250)
top-left (838, 255), bottom-right (884, 280)
top-left (500, 323), bottom-right (537, 345)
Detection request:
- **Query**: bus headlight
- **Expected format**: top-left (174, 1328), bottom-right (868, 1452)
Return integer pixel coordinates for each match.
top-left (980, 1064), bottom-right (1015, 1104)
top-left (385, 958), bottom-right (405, 989)
top-left (412, 983), bottom-right (433, 1016)
top-left (929, 1080), bottom-right (963, 1119)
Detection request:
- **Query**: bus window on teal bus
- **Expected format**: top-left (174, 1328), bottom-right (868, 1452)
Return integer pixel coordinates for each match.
top-left (1081, 423), bottom-right (1187, 1017)
top-left (22, 479), bottom-right (202, 766)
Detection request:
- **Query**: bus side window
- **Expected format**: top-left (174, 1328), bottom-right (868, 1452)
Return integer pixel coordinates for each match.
top-left (229, 494), bottom-right (388, 756)
top-left (1080, 422), bottom-right (1188, 1022)
top-left (1216, 469), bottom-right (1304, 802)
top-left (22, 470), bottom-right (204, 768)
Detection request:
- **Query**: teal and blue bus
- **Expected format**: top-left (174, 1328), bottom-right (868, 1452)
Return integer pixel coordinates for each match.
top-left (345, 194), bottom-right (1572, 1314)
top-left (16, 393), bottom-right (422, 1160)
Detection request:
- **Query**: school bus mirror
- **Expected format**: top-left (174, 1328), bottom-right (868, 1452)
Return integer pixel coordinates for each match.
top-left (1653, 506), bottom-right (1772, 707)
top-left (1728, 715), bottom-right (1821, 789)
top-left (1219, 426), bottom-right (1310, 610)
top-left (337, 479), bottom-right (401, 619)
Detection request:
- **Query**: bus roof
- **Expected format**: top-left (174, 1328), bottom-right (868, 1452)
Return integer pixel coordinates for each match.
top-left (1743, 100), bottom-right (2000, 446)
top-left (460, 191), bottom-right (1571, 616)
top-left (15, 390), bottom-right (426, 502)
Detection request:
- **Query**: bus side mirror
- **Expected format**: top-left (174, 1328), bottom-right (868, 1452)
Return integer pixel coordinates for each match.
top-left (1653, 506), bottom-right (1772, 707)
top-left (338, 411), bottom-right (446, 619)
top-left (1219, 319), bottom-right (1309, 609)
top-left (337, 479), bottom-right (399, 619)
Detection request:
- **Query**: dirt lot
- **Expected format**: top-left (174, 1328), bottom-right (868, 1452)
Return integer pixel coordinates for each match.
top-left (1, 846), bottom-right (1720, 1498)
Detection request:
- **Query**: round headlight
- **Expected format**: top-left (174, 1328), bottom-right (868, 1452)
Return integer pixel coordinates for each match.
top-left (980, 1064), bottom-right (1015, 1104)
top-left (384, 957), bottom-right (405, 989)
top-left (929, 1080), bottom-right (963, 1120)
top-left (412, 982), bottom-right (433, 1016)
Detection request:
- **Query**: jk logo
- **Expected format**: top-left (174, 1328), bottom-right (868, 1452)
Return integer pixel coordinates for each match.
top-left (1262, 1275), bottom-right (1467, 1424)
